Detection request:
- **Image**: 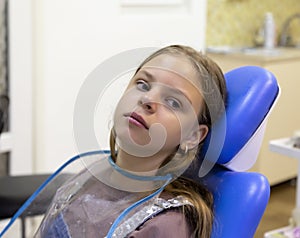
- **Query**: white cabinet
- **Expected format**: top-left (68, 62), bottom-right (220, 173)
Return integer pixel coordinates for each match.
top-left (207, 49), bottom-right (300, 185)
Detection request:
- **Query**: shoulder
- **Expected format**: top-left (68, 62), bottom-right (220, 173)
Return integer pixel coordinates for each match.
top-left (127, 208), bottom-right (192, 238)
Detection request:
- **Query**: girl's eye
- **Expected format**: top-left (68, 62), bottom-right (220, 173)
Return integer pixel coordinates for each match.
top-left (136, 80), bottom-right (150, 91)
top-left (165, 98), bottom-right (182, 110)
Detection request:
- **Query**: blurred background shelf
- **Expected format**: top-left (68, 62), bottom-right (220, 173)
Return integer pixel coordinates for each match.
top-left (270, 137), bottom-right (300, 160)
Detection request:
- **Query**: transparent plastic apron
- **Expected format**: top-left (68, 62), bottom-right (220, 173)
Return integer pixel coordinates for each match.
top-left (0, 150), bottom-right (193, 237)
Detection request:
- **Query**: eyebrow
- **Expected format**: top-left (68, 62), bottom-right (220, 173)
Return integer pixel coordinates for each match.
top-left (138, 70), bottom-right (155, 82)
top-left (138, 69), bottom-right (194, 105)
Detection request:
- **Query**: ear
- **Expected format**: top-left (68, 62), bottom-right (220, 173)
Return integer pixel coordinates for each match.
top-left (184, 124), bottom-right (209, 150)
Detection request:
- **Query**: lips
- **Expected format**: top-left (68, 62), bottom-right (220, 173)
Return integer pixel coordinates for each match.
top-left (125, 112), bottom-right (149, 129)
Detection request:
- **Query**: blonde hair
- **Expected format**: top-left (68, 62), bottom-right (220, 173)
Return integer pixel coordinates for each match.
top-left (110, 45), bottom-right (227, 237)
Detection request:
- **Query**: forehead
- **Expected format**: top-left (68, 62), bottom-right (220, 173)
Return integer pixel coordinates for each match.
top-left (142, 54), bottom-right (199, 86)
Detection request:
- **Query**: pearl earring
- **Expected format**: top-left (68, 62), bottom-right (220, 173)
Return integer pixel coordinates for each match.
top-left (180, 144), bottom-right (189, 154)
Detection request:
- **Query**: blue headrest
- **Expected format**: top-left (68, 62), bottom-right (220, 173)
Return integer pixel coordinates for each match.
top-left (200, 65), bottom-right (279, 169)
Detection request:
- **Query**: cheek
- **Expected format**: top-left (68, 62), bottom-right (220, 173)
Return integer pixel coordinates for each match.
top-left (162, 112), bottom-right (199, 144)
top-left (160, 114), bottom-right (182, 145)
top-left (115, 92), bottom-right (138, 111)
top-left (113, 92), bottom-right (140, 126)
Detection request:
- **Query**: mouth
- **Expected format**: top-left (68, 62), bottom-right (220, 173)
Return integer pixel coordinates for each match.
top-left (125, 112), bottom-right (149, 129)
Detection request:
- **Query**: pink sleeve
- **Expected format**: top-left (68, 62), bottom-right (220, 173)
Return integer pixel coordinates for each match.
top-left (127, 210), bottom-right (192, 238)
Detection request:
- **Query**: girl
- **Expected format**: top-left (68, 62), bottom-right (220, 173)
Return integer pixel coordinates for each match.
top-left (35, 45), bottom-right (227, 238)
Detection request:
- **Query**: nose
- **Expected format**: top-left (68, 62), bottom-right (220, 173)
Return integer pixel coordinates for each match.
top-left (139, 94), bottom-right (158, 113)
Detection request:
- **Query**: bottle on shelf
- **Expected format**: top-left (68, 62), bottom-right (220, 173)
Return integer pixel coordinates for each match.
top-left (263, 12), bottom-right (276, 49)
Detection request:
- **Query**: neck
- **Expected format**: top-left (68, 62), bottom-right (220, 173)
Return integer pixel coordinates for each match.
top-left (108, 151), bottom-right (173, 192)
top-left (115, 149), bottom-right (169, 175)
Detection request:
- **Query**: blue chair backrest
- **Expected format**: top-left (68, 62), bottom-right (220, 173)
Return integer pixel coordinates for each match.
top-left (186, 65), bottom-right (279, 238)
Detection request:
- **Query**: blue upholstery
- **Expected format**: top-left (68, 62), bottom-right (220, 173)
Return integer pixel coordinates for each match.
top-left (203, 166), bottom-right (270, 238)
top-left (187, 65), bottom-right (279, 238)
top-left (221, 66), bottom-right (278, 164)
top-left (201, 65), bottom-right (279, 165)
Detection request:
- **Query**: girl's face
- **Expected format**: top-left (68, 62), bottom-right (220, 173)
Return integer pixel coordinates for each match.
top-left (114, 54), bottom-right (207, 159)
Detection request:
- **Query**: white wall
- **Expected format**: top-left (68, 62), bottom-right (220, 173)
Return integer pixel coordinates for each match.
top-left (7, 0), bottom-right (33, 175)
top-left (30, 0), bottom-right (208, 172)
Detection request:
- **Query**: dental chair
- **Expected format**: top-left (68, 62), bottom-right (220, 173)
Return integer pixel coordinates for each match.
top-left (186, 65), bottom-right (279, 237)
top-left (0, 65), bottom-right (279, 238)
